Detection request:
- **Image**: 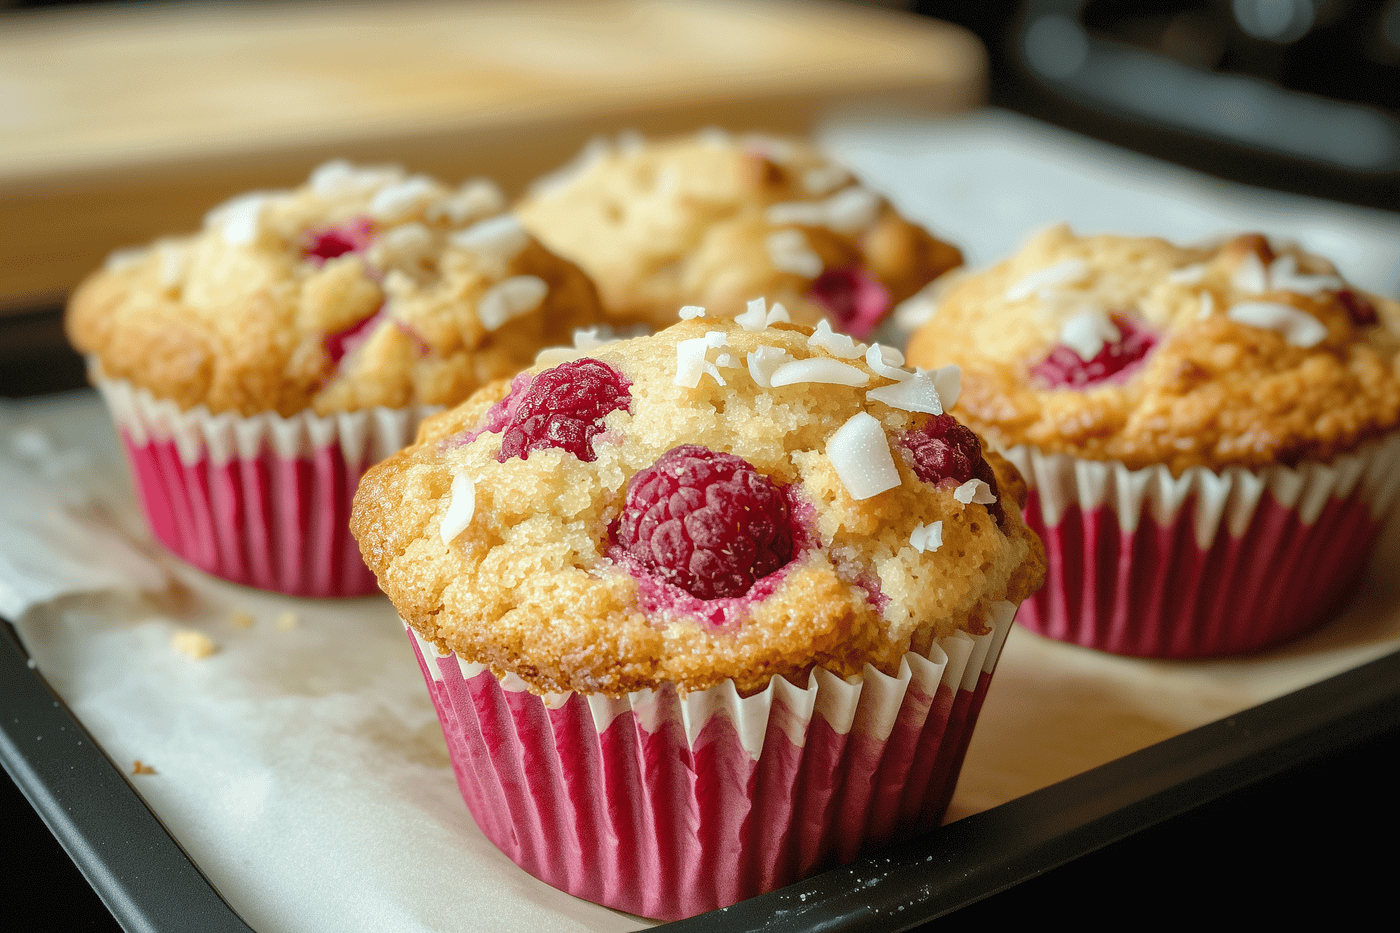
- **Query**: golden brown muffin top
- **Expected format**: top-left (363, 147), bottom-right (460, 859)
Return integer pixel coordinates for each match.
top-left (906, 225), bottom-right (1400, 473)
top-left (515, 131), bottom-right (962, 335)
top-left (67, 161), bottom-right (603, 417)
top-left (352, 310), bottom-right (1044, 697)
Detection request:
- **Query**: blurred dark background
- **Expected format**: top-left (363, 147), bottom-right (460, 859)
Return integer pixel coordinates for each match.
top-left (3, 1), bottom-right (1396, 930)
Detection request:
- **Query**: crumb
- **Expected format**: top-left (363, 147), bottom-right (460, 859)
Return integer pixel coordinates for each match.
top-left (275, 611), bottom-right (298, 631)
top-left (131, 760), bottom-right (157, 776)
top-left (172, 629), bottom-right (218, 659)
top-left (229, 610), bottom-right (254, 629)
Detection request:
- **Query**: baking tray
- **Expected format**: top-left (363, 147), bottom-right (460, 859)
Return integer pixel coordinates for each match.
top-left (6, 608), bottom-right (1399, 932)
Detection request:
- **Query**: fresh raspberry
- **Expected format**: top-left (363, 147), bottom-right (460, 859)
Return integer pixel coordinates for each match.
top-left (615, 445), bottom-right (794, 600)
top-left (1337, 289), bottom-right (1378, 327)
top-left (497, 359), bottom-right (631, 463)
top-left (1031, 313), bottom-right (1156, 388)
top-left (806, 266), bottom-right (891, 339)
top-left (902, 415), bottom-right (1005, 525)
top-left (324, 306), bottom-right (384, 365)
top-left (303, 217), bottom-right (373, 265)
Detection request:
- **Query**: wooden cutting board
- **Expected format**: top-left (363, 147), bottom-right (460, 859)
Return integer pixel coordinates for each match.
top-left (0, 0), bottom-right (983, 310)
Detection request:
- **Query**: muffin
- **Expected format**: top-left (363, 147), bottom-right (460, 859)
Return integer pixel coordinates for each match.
top-left (515, 130), bottom-right (963, 336)
top-left (351, 305), bottom-right (1044, 918)
top-left (907, 225), bottom-right (1400, 657)
top-left (67, 160), bottom-right (603, 597)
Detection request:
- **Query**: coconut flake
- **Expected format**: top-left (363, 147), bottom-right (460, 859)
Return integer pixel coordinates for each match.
top-left (867, 369), bottom-right (942, 414)
top-left (954, 478), bottom-right (997, 506)
top-left (1231, 252), bottom-right (1269, 295)
top-left (767, 302), bottom-right (791, 324)
top-left (103, 247), bottom-right (147, 272)
top-left (909, 521), bottom-right (943, 553)
top-left (450, 214), bottom-right (529, 261)
top-left (828, 413), bottom-right (901, 500)
top-left (156, 242), bottom-right (187, 289)
top-left (746, 346), bottom-right (793, 387)
top-left (1005, 259), bottom-right (1087, 302)
top-left (933, 365), bottom-right (962, 409)
top-left (1059, 310), bottom-right (1121, 361)
top-left (766, 230), bottom-right (824, 278)
top-left (1269, 254), bottom-right (1344, 295)
top-left (714, 353), bottom-right (738, 368)
top-left (208, 192), bottom-right (267, 246)
top-left (1227, 301), bottom-right (1328, 348)
top-left (1167, 263), bottom-right (1207, 285)
top-left (1197, 291), bottom-right (1216, 319)
top-left (823, 186), bottom-right (881, 233)
top-left (427, 179), bottom-right (506, 226)
top-left (678, 305), bottom-right (707, 319)
top-left (803, 165), bottom-right (850, 195)
top-left (769, 358), bottom-right (869, 387)
top-left (765, 202), bottom-right (827, 227)
top-left (866, 343), bottom-right (911, 381)
top-left (370, 175), bottom-right (439, 222)
top-left (527, 135), bottom-right (612, 200)
top-left (675, 332), bottom-right (729, 387)
top-left (309, 160), bottom-right (403, 199)
top-left (573, 327), bottom-right (616, 351)
top-left (736, 298), bottom-right (769, 332)
top-left (440, 472), bottom-right (476, 545)
top-left (477, 275), bottom-right (549, 331)
top-left (808, 319), bottom-right (866, 359)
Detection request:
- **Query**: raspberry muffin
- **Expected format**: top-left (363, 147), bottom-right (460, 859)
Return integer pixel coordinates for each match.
top-left (907, 225), bottom-right (1400, 657)
top-left (67, 160), bottom-right (602, 596)
top-left (351, 304), bottom-right (1044, 918)
top-left (515, 130), bottom-right (963, 337)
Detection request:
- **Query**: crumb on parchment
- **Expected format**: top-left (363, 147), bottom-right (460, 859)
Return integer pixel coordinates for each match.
top-left (172, 629), bottom-right (218, 659)
top-left (276, 611), bottom-right (298, 631)
top-left (229, 610), bottom-right (255, 629)
top-left (131, 760), bottom-right (157, 776)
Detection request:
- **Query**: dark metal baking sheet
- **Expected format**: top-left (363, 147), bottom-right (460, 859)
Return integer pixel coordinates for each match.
top-left (6, 610), bottom-right (1399, 932)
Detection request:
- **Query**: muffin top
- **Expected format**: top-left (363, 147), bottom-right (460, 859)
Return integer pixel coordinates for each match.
top-left (352, 305), bottom-right (1044, 697)
top-left (515, 130), bottom-right (962, 337)
top-left (906, 225), bottom-right (1400, 473)
top-left (67, 160), bottom-right (603, 417)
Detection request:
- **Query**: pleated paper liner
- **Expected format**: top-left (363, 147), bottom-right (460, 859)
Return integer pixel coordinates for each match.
top-left (92, 366), bottom-right (436, 597)
top-left (407, 601), bottom-right (1018, 921)
top-left (1005, 435), bottom-right (1400, 658)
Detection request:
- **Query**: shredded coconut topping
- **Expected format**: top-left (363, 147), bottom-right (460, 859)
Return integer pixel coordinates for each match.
top-left (865, 343), bottom-right (911, 381)
top-left (953, 478), bottom-right (997, 506)
top-left (746, 345), bottom-right (794, 387)
top-left (765, 186), bottom-right (880, 235)
top-left (1231, 252), bottom-right (1269, 295)
top-left (767, 301), bottom-right (791, 324)
top-left (450, 214), bottom-right (529, 261)
top-left (678, 305), bottom-right (707, 319)
top-left (208, 192), bottom-right (267, 247)
top-left (1227, 301), bottom-right (1328, 348)
top-left (477, 275), bottom-right (549, 331)
top-left (769, 358), bottom-right (869, 387)
top-left (1197, 290), bottom-right (1216, 319)
top-left (909, 521), bottom-right (943, 553)
top-left (156, 242), bottom-right (188, 289)
top-left (766, 229), bottom-right (824, 278)
top-left (1269, 254), bottom-right (1344, 295)
top-left (714, 353), bottom-right (738, 368)
top-left (803, 165), bottom-right (850, 195)
top-left (1167, 263), bottom-right (1207, 285)
top-left (1059, 310), bottom-right (1122, 362)
top-left (827, 412), bottom-right (901, 501)
top-left (765, 202), bottom-right (826, 227)
top-left (736, 297), bottom-right (768, 332)
top-left (309, 159), bottom-right (404, 199)
top-left (867, 369), bottom-right (943, 414)
top-left (426, 179), bottom-right (506, 226)
top-left (934, 365), bottom-right (962, 409)
top-left (1005, 259), bottom-right (1088, 302)
top-left (440, 472), bottom-right (476, 545)
top-left (675, 332), bottom-right (730, 387)
top-left (369, 175), bottom-right (439, 222)
top-left (808, 319), bottom-right (867, 359)
top-left (103, 247), bottom-right (146, 272)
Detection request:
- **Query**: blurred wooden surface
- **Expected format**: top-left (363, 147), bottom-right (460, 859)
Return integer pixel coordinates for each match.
top-left (0, 0), bottom-right (984, 310)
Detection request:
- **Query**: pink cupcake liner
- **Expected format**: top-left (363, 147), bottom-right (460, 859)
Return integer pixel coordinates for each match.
top-left (1005, 434), bottom-right (1400, 657)
top-left (92, 366), bottom-right (436, 597)
top-left (407, 601), bottom-right (1018, 920)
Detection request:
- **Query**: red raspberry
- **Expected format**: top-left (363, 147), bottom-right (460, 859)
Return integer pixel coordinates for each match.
top-left (806, 266), bottom-right (891, 339)
top-left (324, 306), bottom-right (384, 365)
top-left (497, 359), bottom-right (632, 463)
top-left (1031, 313), bottom-right (1156, 388)
top-left (1337, 289), bottom-right (1378, 327)
top-left (303, 217), bottom-right (373, 265)
top-left (615, 446), bottom-right (794, 600)
top-left (902, 415), bottom-right (1005, 525)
